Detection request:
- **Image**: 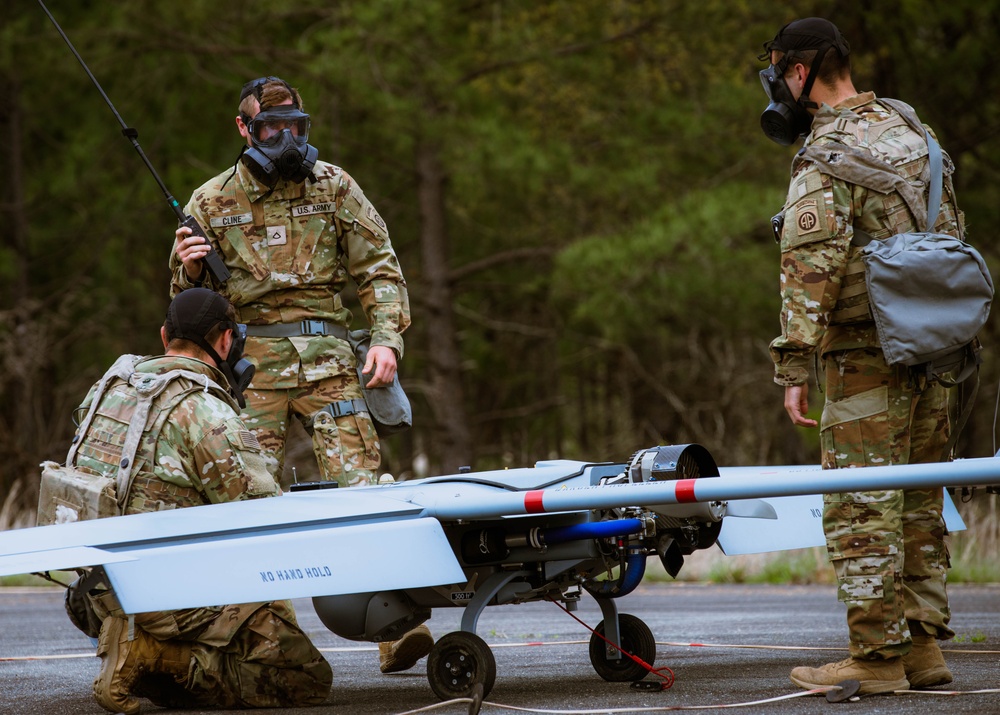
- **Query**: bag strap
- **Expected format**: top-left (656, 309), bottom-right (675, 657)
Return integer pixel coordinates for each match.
top-left (66, 354), bottom-right (143, 468)
top-left (924, 133), bottom-right (943, 232)
top-left (877, 98), bottom-right (942, 232)
top-left (114, 368), bottom-right (232, 510)
top-left (938, 348), bottom-right (982, 461)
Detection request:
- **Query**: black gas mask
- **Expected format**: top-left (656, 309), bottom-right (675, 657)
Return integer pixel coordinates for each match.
top-left (757, 18), bottom-right (850, 146)
top-left (165, 288), bottom-right (256, 408)
top-left (214, 323), bottom-right (255, 409)
top-left (242, 105), bottom-right (319, 186)
top-left (238, 77), bottom-right (318, 187)
top-left (758, 55), bottom-right (822, 146)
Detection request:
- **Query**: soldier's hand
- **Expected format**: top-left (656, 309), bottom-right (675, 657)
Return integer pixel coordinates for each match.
top-left (362, 345), bottom-right (397, 388)
top-left (173, 226), bottom-right (208, 282)
top-left (784, 384), bottom-right (818, 427)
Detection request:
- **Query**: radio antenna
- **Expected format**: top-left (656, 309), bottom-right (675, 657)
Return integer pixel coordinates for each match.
top-left (37, 0), bottom-right (230, 283)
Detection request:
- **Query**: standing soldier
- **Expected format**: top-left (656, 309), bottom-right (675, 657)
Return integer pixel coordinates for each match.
top-left (40, 288), bottom-right (333, 713)
top-left (759, 18), bottom-right (960, 695)
top-left (169, 77), bottom-right (430, 674)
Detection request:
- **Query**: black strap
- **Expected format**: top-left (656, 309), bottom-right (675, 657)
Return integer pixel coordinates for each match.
top-left (935, 344), bottom-right (983, 461)
top-left (940, 369), bottom-right (980, 462)
top-left (245, 320), bottom-right (348, 340)
top-left (795, 45), bottom-right (830, 110)
top-left (319, 398), bottom-right (368, 419)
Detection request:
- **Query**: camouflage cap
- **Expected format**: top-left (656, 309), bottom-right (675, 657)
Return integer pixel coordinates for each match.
top-left (762, 17), bottom-right (850, 59)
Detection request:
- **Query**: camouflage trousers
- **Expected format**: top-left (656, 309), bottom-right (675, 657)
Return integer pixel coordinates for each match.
top-left (242, 374), bottom-right (380, 488)
top-left (820, 347), bottom-right (954, 659)
top-left (122, 601), bottom-right (332, 708)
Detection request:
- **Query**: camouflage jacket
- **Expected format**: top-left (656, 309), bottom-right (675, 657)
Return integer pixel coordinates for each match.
top-left (72, 354), bottom-right (278, 513)
top-left (769, 92), bottom-right (964, 386)
top-left (170, 160), bottom-right (410, 391)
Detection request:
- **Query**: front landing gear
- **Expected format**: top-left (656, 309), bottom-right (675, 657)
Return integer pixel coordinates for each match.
top-left (427, 631), bottom-right (497, 700)
top-left (588, 613), bottom-right (656, 682)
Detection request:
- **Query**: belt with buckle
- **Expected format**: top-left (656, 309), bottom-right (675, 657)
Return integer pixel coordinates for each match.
top-left (244, 320), bottom-right (349, 341)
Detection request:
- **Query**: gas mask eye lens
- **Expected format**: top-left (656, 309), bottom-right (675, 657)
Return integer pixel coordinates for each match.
top-left (250, 116), bottom-right (310, 145)
top-left (759, 68), bottom-right (775, 100)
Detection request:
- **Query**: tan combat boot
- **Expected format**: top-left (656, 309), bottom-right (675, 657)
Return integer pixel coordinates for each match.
top-left (903, 635), bottom-right (952, 688)
top-left (93, 616), bottom-right (193, 714)
top-left (378, 623), bottom-right (434, 673)
top-left (790, 656), bottom-right (909, 695)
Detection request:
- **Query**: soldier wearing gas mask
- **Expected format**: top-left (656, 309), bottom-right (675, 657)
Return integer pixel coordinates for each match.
top-left (169, 78), bottom-right (429, 675)
top-left (171, 75), bottom-right (410, 488)
top-left (759, 18), bottom-right (964, 695)
top-left (45, 288), bottom-right (333, 713)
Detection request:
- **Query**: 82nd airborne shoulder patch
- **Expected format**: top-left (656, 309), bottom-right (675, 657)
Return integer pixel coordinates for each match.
top-left (794, 198), bottom-right (821, 236)
top-left (365, 204), bottom-right (387, 232)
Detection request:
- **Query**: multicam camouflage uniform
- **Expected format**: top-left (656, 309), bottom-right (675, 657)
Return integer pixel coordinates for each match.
top-left (170, 160), bottom-right (410, 488)
top-left (769, 93), bottom-right (963, 659)
top-left (74, 354), bottom-right (332, 707)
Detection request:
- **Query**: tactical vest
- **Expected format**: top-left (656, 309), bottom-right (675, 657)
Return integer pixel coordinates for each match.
top-left (38, 355), bottom-right (239, 524)
top-left (792, 99), bottom-right (963, 325)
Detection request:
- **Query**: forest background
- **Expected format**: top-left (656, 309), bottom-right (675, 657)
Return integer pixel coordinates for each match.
top-left (1, 0), bottom-right (999, 566)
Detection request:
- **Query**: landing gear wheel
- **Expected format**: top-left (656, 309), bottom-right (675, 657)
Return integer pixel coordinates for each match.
top-left (589, 613), bottom-right (655, 682)
top-left (427, 631), bottom-right (497, 701)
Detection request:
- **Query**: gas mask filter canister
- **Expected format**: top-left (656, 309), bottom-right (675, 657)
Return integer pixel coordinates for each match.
top-left (759, 58), bottom-right (818, 146)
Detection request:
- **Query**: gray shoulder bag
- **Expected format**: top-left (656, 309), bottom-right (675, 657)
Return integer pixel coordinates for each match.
top-left (860, 117), bottom-right (992, 380)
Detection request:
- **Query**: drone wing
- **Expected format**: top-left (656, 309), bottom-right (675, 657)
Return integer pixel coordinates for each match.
top-left (0, 490), bottom-right (465, 613)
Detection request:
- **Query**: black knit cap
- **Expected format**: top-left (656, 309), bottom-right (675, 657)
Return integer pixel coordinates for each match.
top-left (165, 288), bottom-right (231, 344)
top-left (761, 17), bottom-right (851, 59)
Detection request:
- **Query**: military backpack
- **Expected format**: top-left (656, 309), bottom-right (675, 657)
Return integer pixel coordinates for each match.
top-left (37, 355), bottom-right (237, 525)
top-left (799, 98), bottom-right (993, 385)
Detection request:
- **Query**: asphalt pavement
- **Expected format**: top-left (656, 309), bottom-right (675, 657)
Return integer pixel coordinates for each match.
top-left (2, 582), bottom-right (998, 715)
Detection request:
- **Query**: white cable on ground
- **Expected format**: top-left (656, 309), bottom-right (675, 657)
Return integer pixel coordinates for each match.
top-left (658, 641), bottom-right (841, 652)
top-left (6, 639), bottom-right (998, 715)
top-left (894, 687), bottom-right (1000, 696)
top-left (393, 687), bottom-right (836, 714)
top-left (658, 640), bottom-right (1000, 655)
top-left (392, 685), bottom-right (1000, 715)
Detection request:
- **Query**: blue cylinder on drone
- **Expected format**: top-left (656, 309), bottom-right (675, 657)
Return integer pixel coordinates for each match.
top-left (537, 518), bottom-right (644, 546)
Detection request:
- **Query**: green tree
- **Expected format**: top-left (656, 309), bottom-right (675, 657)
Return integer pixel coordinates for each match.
top-left (3, 0), bottom-right (998, 524)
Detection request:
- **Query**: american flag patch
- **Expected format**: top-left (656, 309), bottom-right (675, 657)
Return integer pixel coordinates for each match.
top-left (239, 430), bottom-right (261, 451)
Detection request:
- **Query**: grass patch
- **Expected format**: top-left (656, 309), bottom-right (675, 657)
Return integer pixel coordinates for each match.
top-left (701, 548), bottom-right (834, 585)
top-left (947, 552), bottom-right (1000, 583)
top-left (0, 573), bottom-right (68, 587)
top-left (644, 546), bottom-right (835, 585)
top-left (948, 491), bottom-right (1000, 583)
top-left (953, 632), bottom-right (988, 644)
